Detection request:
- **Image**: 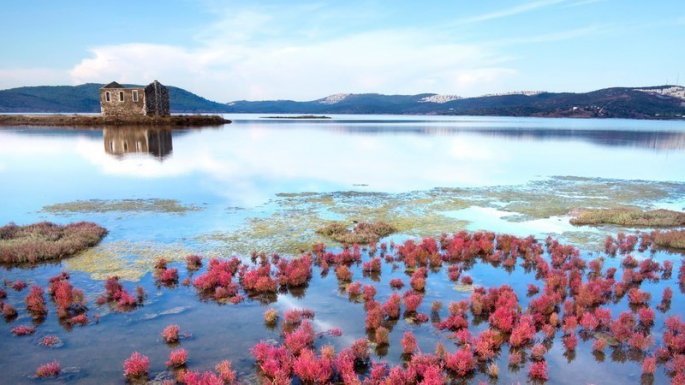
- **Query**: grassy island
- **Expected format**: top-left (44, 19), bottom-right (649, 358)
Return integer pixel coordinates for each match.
top-left (0, 114), bottom-right (230, 127)
top-left (262, 115), bottom-right (332, 119)
top-left (570, 208), bottom-right (685, 227)
top-left (0, 221), bottom-right (108, 264)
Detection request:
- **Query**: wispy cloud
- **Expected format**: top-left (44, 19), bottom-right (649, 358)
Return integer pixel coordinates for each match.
top-left (486, 24), bottom-right (610, 46)
top-left (458, 0), bottom-right (567, 24)
top-left (563, 0), bottom-right (609, 8)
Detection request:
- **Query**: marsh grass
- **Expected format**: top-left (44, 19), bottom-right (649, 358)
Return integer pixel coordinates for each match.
top-left (43, 199), bottom-right (203, 215)
top-left (570, 209), bottom-right (685, 227)
top-left (653, 230), bottom-right (685, 249)
top-left (0, 221), bottom-right (107, 264)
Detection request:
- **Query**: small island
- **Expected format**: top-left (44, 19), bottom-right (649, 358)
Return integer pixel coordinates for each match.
top-left (262, 115), bottom-right (332, 119)
top-left (0, 81), bottom-right (231, 127)
top-left (0, 114), bottom-right (230, 127)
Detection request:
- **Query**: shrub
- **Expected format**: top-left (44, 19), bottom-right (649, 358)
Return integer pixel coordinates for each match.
top-left (334, 265), bottom-right (352, 281)
top-left (403, 292), bottom-right (423, 313)
top-left (529, 361), bottom-right (548, 380)
top-left (0, 221), bottom-right (108, 263)
top-left (293, 348), bottom-right (333, 383)
top-left (11, 325), bottom-right (36, 336)
top-left (383, 293), bottom-right (401, 319)
top-left (25, 285), bottom-right (47, 318)
top-left (375, 326), bottom-right (389, 345)
top-left (401, 331), bottom-right (417, 354)
top-left (162, 324), bottom-right (181, 343)
top-left (264, 308), bottom-right (279, 324)
top-left (642, 356), bottom-right (656, 375)
top-left (215, 360), bottom-right (236, 384)
top-left (444, 348), bottom-right (476, 376)
top-left (186, 254), bottom-right (203, 269)
top-left (389, 278), bottom-right (405, 289)
top-left (35, 360), bottom-right (60, 378)
top-left (564, 332), bottom-right (578, 351)
top-left (166, 348), bottom-right (187, 367)
top-left (123, 351), bottom-right (149, 378)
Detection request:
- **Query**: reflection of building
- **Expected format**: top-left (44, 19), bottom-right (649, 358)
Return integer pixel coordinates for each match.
top-left (103, 128), bottom-right (173, 160)
top-left (99, 80), bottom-right (170, 117)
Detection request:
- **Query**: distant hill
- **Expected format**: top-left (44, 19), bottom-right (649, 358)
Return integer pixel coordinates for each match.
top-left (0, 83), bottom-right (229, 113)
top-left (1, 83), bottom-right (684, 119)
top-left (225, 86), bottom-right (685, 119)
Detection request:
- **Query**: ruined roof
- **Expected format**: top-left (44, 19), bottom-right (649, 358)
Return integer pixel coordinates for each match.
top-left (102, 81), bottom-right (124, 89)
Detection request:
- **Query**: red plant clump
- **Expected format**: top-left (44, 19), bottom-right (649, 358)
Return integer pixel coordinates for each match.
top-left (347, 281), bottom-right (362, 297)
top-left (401, 331), bottom-right (417, 354)
top-left (334, 265), bottom-right (352, 282)
top-left (444, 347), bottom-right (476, 376)
top-left (389, 278), bottom-right (405, 289)
top-left (284, 308), bottom-right (315, 325)
top-left (460, 275), bottom-right (473, 285)
top-left (410, 267), bottom-right (427, 291)
top-left (215, 360), bottom-right (236, 384)
top-left (70, 313), bottom-right (89, 325)
top-left (383, 293), bottom-right (401, 319)
top-left (158, 267), bottom-right (179, 284)
top-left (277, 255), bottom-right (312, 287)
top-left (162, 324), bottom-right (181, 343)
top-left (362, 257), bottom-right (382, 273)
top-left (99, 276), bottom-right (138, 309)
top-left (365, 303), bottom-right (384, 330)
top-left (563, 332), bottom-right (578, 351)
top-left (35, 360), bottom-right (60, 378)
top-left (375, 326), bottom-right (390, 344)
top-left (1, 302), bottom-right (17, 317)
top-left (12, 280), bottom-right (27, 291)
top-left (25, 285), bottom-right (47, 318)
top-left (41, 336), bottom-right (61, 347)
top-left (362, 285), bottom-right (377, 302)
top-left (123, 351), bottom-right (149, 378)
top-left (293, 348), bottom-right (334, 383)
top-left (182, 370), bottom-right (226, 385)
top-left (529, 361), bottom-right (548, 380)
top-left (642, 356), bottom-right (656, 375)
top-left (403, 292), bottom-right (423, 313)
top-left (593, 337), bottom-right (607, 352)
top-left (638, 306), bottom-right (656, 325)
top-left (509, 315), bottom-right (536, 348)
top-left (284, 320), bottom-right (315, 355)
top-left (11, 324), bottom-right (36, 336)
top-left (531, 344), bottom-right (547, 361)
top-left (166, 348), bottom-right (188, 367)
top-left (186, 254), bottom-right (203, 269)
top-left (251, 342), bottom-right (293, 381)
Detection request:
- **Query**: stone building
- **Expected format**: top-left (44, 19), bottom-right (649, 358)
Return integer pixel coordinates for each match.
top-left (100, 80), bottom-right (170, 117)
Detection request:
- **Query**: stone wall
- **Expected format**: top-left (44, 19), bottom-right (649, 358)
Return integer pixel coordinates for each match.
top-left (144, 81), bottom-right (170, 117)
top-left (100, 87), bottom-right (146, 116)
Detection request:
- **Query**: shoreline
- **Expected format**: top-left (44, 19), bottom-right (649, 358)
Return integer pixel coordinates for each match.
top-left (0, 114), bottom-right (231, 127)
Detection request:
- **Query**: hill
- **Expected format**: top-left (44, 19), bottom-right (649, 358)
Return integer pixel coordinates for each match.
top-left (0, 83), bottom-right (229, 113)
top-left (225, 86), bottom-right (685, 119)
top-left (1, 84), bottom-right (684, 119)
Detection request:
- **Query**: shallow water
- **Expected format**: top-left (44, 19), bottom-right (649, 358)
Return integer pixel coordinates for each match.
top-left (1, 115), bottom-right (684, 384)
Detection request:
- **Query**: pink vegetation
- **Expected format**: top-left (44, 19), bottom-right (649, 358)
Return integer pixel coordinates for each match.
top-left (123, 351), bottom-right (149, 378)
top-left (35, 360), bottom-right (60, 378)
top-left (11, 325), bottom-right (36, 336)
top-left (403, 292), bottom-right (423, 313)
top-left (25, 285), bottom-right (47, 318)
top-left (389, 278), bottom-right (405, 289)
top-left (166, 348), bottom-right (187, 367)
top-left (401, 331), bottom-right (417, 354)
top-left (642, 356), bottom-right (656, 375)
top-left (215, 360), bottom-right (237, 384)
top-left (444, 347), bottom-right (476, 376)
top-left (293, 348), bottom-right (334, 383)
top-left (162, 324), bottom-right (181, 343)
top-left (529, 361), bottom-right (548, 380)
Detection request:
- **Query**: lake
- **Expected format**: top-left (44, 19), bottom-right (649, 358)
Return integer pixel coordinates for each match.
top-left (0, 114), bottom-right (684, 384)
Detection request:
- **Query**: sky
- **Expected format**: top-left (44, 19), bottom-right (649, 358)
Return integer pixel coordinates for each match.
top-left (1, 0), bottom-right (684, 102)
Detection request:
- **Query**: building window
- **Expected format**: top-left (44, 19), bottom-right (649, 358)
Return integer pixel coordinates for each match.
top-left (105, 92), bottom-right (111, 102)
top-left (132, 90), bottom-right (138, 102)
top-left (119, 91), bottom-right (124, 101)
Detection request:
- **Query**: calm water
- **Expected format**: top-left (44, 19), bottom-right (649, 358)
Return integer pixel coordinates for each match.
top-left (0, 115), bottom-right (684, 384)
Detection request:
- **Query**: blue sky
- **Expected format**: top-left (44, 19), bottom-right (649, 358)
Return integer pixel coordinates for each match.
top-left (1, 0), bottom-right (683, 101)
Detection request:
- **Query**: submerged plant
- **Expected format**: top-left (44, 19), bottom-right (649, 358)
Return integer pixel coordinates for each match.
top-left (123, 351), bottom-right (149, 378)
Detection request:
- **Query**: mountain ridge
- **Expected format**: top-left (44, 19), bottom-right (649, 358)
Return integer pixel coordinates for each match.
top-left (1, 83), bottom-right (684, 119)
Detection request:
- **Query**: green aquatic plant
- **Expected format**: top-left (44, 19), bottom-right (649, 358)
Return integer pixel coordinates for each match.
top-left (0, 221), bottom-right (107, 264)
